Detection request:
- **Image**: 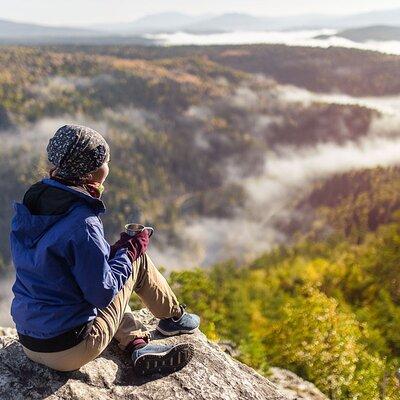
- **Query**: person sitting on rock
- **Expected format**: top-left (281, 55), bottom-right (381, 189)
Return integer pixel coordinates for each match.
top-left (9, 124), bottom-right (200, 376)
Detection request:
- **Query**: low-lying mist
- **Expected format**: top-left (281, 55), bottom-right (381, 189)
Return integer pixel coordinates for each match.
top-left (148, 29), bottom-right (400, 56)
top-left (277, 85), bottom-right (400, 117)
top-left (155, 133), bottom-right (400, 269)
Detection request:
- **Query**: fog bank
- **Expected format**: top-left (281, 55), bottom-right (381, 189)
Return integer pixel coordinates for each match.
top-left (157, 134), bottom-right (400, 269)
top-left (148, 29), bottom-right (400, 56)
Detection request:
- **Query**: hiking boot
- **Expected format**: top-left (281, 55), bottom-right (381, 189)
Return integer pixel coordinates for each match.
top-left (132, 343), bottom-right (194, 376)
top-left (156, 306), bottom-right (200, 336)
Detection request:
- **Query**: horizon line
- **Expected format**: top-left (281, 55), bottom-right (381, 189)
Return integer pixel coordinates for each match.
top-left (2, 6), bottom-right (400, 29)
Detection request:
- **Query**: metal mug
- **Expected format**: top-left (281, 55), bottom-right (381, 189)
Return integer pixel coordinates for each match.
top-left (124, 223), bottom-right (154, 238)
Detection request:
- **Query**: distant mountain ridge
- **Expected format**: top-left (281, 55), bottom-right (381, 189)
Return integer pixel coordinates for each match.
top-left (2, 8), bottom-right (400, 41)
top-left (91, 12), bottom-right (210, 33)
top-left (332, 25), bottom-right (400, 42)
top-left (0, 19), bottom-right (101, 37)
top-left (92, 9), bottom-right (400, 33)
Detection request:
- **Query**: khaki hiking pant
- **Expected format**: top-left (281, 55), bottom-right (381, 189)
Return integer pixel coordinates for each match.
top-left (22, 253), bottom-right (181, 372)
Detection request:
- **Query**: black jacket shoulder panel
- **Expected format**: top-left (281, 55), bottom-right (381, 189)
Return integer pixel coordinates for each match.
top-left (23, 182), bottom-right (83, 216)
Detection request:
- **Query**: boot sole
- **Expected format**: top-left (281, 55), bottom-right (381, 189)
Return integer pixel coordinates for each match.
top-left (156, 326), bottom-right (197, 336)
top-left (133, 343), bottom-right (194, 376)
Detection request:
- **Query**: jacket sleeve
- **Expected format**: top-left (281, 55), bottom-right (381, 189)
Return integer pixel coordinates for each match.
top-left (69, 219), bottom-right (133, 309)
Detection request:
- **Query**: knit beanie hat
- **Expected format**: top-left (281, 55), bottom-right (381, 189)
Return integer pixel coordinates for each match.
top-left (47, 125), bottom-right (110, 180)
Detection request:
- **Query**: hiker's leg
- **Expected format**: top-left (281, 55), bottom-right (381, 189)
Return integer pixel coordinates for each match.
top-left (89, 270), bottom-right (149, 352)
top-left (133, 253), bottom-right (182, 319)
top-left (113, 304), bottom-right (148, 350)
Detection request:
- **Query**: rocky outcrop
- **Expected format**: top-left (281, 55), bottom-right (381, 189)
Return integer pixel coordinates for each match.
top-left (0, 309), bottom-right (288, 400)
top-left (269, 368), bottom-right (328, 400)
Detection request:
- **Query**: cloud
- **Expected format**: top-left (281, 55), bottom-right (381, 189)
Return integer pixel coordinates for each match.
top-left (158, 134), bottom-right (400, 269)
top-left (0, 115), bottom-right (111, 152)
top-left (148, 30), bottom-right (400, 56)
top-left (276, 85), bottom-right (400, 117)
top-left (30, 75), bottom-right (116, 101)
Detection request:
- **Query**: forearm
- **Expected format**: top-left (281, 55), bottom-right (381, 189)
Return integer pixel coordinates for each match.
top-left (108, 248), bottom-right (133, 290)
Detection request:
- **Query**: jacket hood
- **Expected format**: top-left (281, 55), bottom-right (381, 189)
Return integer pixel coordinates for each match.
top-left (11, 179), bottom-right (105, 248)
top-left (11, 203), bottom-right (74, 248)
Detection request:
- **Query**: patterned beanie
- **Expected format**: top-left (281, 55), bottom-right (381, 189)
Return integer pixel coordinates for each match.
top-left (47, 125), bottom-right (110, 180)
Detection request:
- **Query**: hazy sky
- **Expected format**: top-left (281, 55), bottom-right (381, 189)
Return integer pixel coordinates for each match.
top-left (0, 0), bottom-right (398, 26)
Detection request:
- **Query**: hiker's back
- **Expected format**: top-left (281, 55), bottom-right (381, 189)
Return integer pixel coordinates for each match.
top-left (10, 183), bottom-right (101, 338)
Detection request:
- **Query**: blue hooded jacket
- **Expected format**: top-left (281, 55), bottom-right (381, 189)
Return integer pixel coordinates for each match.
top-left (10, 178), bottom-right (132, 339)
